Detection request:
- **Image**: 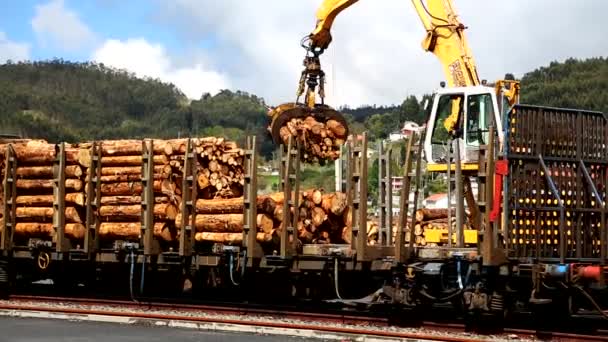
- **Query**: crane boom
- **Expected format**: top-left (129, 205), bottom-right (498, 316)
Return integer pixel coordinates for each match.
top-left (411, 0), bottom-right (480, 87)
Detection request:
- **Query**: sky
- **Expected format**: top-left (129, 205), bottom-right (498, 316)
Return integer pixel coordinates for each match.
top-left (0, 0), bottom-right (606, 107)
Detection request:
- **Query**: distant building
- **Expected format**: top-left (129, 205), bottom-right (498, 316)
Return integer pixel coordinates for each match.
top-left (423, 193), bottom-right (448, 209)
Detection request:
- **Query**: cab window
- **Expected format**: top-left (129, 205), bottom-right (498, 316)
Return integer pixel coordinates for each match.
top-left (465, 93), bottom-right (494, 146)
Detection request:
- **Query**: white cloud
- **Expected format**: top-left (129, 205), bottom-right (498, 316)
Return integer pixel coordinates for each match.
top-left (155, 0), bottom-right (608, 107)
top-left (31, 0), bottom-right (96, 51)
top-left (0, 32), bottom-right (30, 63)
top-left (91, 38), bottom-right (230, 99)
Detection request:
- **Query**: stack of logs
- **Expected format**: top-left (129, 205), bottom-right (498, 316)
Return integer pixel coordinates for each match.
top-left (278, 117), bottom-right (347, 163)
top-left (1, 138), bottom-right (355, 249)
top-left (83, 139), bottom-right (180, 243)
top-left (0, 140), bottom-right (87, 241)
top-left (175, 188), bottom-right (351, 246)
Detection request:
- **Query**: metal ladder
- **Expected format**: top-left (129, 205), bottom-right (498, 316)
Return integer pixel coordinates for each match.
top-left (377, 141), bottom-right (393, 245)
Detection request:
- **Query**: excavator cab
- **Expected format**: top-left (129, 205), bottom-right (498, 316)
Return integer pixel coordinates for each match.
top-left (424, 86), bottom-right (504, 172)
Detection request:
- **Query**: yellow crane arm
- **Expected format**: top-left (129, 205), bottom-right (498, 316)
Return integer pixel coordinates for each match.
top-left (307, 0), bottom-right (359, 54)
top-left (411, 0), bottom-right (479, 88)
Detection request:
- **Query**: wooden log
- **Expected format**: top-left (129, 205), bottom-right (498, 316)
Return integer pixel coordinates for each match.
top-left (197, 173), bottom-right (209, 189)
top-left (98, 222), bottom-right (171, 241)
top-left (89, 173), bottom-right (166, 183)
top-left (95, 165), bottom-right (171, 177)
top-left (311, 207), bottom-right (327, 227)
top-left (101, 155), bottom-right (169, 166)
top-left (99, 203), bottom-right (177, 220)
top-left (415, 208), bottom-right (455, 222)
top-left (16, 165), bottom-right (82, 178)
top-left (194, 231), bottom-right (273, 244)
top-left (194, 197), bottom-right (245, 214)
top-left (175, 213), bottom-right (242, 233)
top-left (321, 192), bottom-right (347, 216)
top-left (100, 140), bottom-right (173, 156)
top-left (16, 193), bottom-right (85, 206)
top-left (12, 141), bottom-right (55, 164)
top-left (98, 180), bottom-right (174, 196)
top-left (8, 222), bottom-right (85, 240)
top-left (16, 179), bottom-right (83, 191)
top-left (256, 213), bottom-right (274, 234)
top-left (99, 196), bottom-right (170, 205)
top-left (175, 212), bottom-right (273, 233)
top-left (326, 119), bottom-right (347, 138)
top-left (15, 207), bottom-right (82, 223)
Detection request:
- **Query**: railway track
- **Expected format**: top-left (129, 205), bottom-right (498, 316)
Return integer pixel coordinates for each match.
top-left (2, 294), bottom-right (607, 341)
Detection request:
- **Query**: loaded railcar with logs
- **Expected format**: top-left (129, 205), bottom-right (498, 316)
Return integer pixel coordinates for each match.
top-left (0, 105), bottom-right (607, 324)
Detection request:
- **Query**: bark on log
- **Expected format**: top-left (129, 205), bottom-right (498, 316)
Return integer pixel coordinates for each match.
top-left (100, 155), bottom-right (169, 166)
top-left (95, 165), bottom-right (171, 177)
top-left (8, 222), bottom-right (85, 240)
top-left (16, 179), bottom-right (83, 191)
top-left (98, 180), bottom-right (174, 196)
top-left (99, 203), bottom-right (177, 220)
top-left (100, 140), bottom-right (173, 156)
top-left (99, 196), bottom-right (170, 205)
top-left (415, 208), bottom-right (455, 222)
top-left (12, 141), bottom-right (55, 164)
top-left (98, 222), bottom-right (171, 241)
top-left (16, 165), bottom-right (82, 178)
top-left (194, 232), bottom-right (273, 244)
top-left (89, 173), bottom-right (166, 183)
top-left (321, 192), bottom-right (347, 216)
top-left (311, 207), bottom-right (327, 227)
top-left (16, 193), bottom-right (85, 206)
top-left (256, 213), bottom-right (274, 234)
top-left (175, 213), bottom-right (242, 233)
top-left (193, 196), bottom-right (277, 215)
top-left (15, 207), bottom-right (82, 223)
top-left (175, 213), bottom-right (273, 233)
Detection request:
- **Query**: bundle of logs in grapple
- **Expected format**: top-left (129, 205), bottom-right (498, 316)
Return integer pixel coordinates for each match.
top-left (175, 189), bottom-right (351, 246)
top-left (278, 117), bottom-right (347, 163)
top-left (0, 140), bottom-right (88, 242)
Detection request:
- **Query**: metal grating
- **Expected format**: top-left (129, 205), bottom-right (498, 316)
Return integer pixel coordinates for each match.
top-left (506, 104), bottom-right (607, 263)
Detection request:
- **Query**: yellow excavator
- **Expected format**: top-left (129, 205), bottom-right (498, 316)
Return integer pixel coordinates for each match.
top-left (269, 0), bottom-right (521, 172)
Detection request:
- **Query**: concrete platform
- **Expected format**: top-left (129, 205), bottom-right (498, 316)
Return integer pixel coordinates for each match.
top-left (0, 317), bottom-right (311, 342)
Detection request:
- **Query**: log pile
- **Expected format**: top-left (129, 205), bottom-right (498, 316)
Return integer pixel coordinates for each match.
top-left (160, 138), bottom-right (244, 200)
top-left (365, 208), bottom-right (473, 247)
top-left (88, 139), bottom-right (180, 242)
top-left (278, 117), bottom-right (347, 163)
top-left (1, 140), bottom-right (88, 241)
top-left (175, 189), bottom-right (351, 246)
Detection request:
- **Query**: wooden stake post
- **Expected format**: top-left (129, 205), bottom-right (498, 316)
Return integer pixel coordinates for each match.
top-left (242, 136), bottom-right (262, 264)
top-left (84, 142), bottom-right (101, 254)
top-left (278, 136), bottom-right (300, 259)
top-left (141, 140), bottom-right (159, 255)
top-left (53, 142), bottom-right (70, 252)
top-left (1, 145), bottom-right (16, 254)
top-left (347, 133), bottom-right (368, 262)
top-left (179, 139), bottom-right (197, 257)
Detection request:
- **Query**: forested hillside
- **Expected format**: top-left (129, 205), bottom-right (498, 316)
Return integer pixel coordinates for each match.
top-left (0, 57), bottom-right (606, 159)
top-left (520, 57), bottom-right (607, 113)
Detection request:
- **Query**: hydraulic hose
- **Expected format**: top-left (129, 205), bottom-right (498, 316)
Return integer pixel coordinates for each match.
top-left (334, 257), bottom-right (343, 300)
top-left (129, 249), bottom-right (138, 303)
top-left (573, 284), bottom-right (608, 320)
top-left (229, 252), bottom-right (240, 286)
top-left (139, 255), bottom-right (146, 295)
